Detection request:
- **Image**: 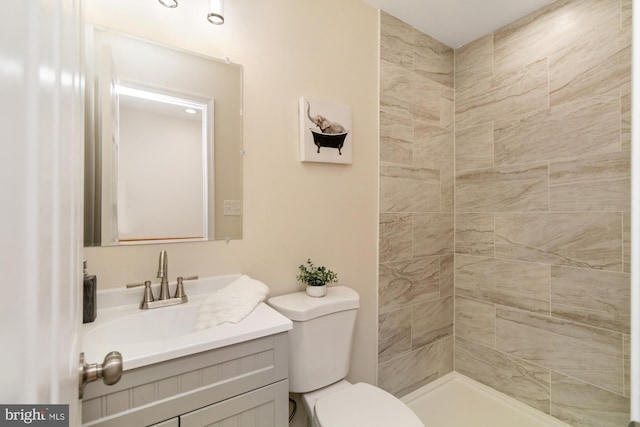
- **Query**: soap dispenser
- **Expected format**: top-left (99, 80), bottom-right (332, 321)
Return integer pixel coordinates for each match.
top-left (83, 260), bottom-right (97, 323)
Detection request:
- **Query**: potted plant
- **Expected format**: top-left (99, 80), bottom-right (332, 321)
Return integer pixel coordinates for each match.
top-left (297, 258), bottom-right (338, 297)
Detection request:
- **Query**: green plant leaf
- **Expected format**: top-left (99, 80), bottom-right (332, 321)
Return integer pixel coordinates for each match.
top-left (296, 258), bottom-right (338, 287)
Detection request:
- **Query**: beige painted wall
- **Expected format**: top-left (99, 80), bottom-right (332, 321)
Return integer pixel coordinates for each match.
top-left (84, 0), bottom-right (379, 386)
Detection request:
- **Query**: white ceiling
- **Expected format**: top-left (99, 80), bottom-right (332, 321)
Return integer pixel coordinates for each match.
top-left (361, 0), bottom-right (557, 48)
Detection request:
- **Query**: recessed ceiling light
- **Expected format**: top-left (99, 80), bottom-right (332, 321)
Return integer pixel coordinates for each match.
top-left (185, 108), bottom-right (197, 114)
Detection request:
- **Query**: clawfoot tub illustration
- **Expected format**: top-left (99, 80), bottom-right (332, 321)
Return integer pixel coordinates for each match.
top-left (306, 101), bottom-right (349, 154)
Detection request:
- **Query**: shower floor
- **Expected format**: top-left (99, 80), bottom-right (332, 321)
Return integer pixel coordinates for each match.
top-left (402, 373), bottom-right (571, 427)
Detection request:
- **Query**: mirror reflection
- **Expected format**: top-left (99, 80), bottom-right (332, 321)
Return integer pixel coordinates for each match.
top-left (117, 85), bottom-right (210, 243)
top-left (84, 26), bottom-right (243, 246)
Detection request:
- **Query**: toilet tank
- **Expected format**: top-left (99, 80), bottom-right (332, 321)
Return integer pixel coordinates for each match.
top-left (268, 286), bottom-right (360, 393)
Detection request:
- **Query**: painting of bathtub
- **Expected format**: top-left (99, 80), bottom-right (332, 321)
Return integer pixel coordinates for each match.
top-left (299, 97), bottom-right (352, 164)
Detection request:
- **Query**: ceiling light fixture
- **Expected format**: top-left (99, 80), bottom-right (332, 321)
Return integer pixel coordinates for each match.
top-left (207, 0), bottom-right (224, 25)
top-left (158, 0), bottom-right (178, 8)
top-left (157, 0), bottom-right (225, 25)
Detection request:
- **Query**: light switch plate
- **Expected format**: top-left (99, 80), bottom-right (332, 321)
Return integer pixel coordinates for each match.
top-left (223, 200), bottom-right (242, 216)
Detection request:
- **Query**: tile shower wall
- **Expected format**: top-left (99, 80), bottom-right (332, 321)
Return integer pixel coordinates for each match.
top-left (378, 0), bottom-right (631, 425)
top-left (378, 12), bottom-right (455, 397)
top-left (453, 0), bottom-right (631, 426)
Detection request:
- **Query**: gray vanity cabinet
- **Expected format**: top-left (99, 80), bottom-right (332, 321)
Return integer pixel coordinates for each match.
top-left (180, 381), bottom-right (288, 427)
top-left (149, 418), bottom-right (178, 427)
top-left (82, 333), bottom-right (288, 427)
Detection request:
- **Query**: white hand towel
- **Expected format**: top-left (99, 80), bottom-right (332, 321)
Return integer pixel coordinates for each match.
top-left (194, 275), bottom-right (269, 330)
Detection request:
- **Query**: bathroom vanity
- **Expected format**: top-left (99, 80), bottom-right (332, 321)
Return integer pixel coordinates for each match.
top-left (82, 333), bottom-right (288, 426)
top-left (81, 275), bottom-right (291, 427)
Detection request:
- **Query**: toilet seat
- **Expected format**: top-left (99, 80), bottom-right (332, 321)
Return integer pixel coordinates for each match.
top-left (314, 382), bottom-right (424, 427)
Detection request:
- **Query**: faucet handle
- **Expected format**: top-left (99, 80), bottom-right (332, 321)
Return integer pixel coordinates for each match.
top-left (126, 282), bottom-right (145, 288)
top-left (127, 281), bottom-right (155, 309)
top-left (140, 281), bottom-right (155, 309)
top-left (174, 276), bottom-right (194, 302)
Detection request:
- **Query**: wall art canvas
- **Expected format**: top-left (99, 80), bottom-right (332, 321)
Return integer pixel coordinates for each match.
top-left (299, 97), bottom-right (352, 164)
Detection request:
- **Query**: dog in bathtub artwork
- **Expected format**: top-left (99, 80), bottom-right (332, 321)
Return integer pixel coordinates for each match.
top-left (299, 97), bottom-right (352, 164)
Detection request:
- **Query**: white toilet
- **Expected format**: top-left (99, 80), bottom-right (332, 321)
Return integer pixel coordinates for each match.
top-left (268, 286), bottom-right (424, 427)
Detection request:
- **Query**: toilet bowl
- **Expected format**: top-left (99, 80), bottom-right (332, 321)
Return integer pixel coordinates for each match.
top-left (304, 380), bottom-right (423, 427)
top-left (268, 286), bottom-right (424, 427)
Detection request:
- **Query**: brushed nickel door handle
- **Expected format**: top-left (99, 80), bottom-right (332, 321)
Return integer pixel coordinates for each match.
top-left (78, 351), bottom-right (123, 399)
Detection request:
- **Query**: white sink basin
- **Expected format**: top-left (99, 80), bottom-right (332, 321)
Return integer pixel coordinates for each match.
top-left (82, 274), bottom-right (292, 371)
top-left (84, 303), bottom-right (199, 347)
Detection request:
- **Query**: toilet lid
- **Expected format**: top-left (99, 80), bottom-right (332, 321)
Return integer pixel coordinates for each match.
top-left (315, 383), bottom-right (424, 427)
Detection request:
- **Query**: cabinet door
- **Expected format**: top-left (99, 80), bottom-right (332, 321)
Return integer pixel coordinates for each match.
top-left (150, 418), bottom-right (179, 427)
top-left (181, 380), bottom-right (288, 427)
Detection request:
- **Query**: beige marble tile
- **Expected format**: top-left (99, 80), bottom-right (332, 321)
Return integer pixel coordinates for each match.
top-left (455, 162), bottom-right (549, 213)
top-left (413, 30), bottom-right (453, 88)
top-left (412, 76), bottom-right (453, 129)
top-left (378, 308), bottom-right (411, 364)
top-left (624, 211), bottom-right (630, 273)
top-left (496, 306), bottom-right (624, 394)
top-left (378, 344), bottom-right (439, 397)
top-left (494, 95), bottom-right (620, 166)
top-left (491, 58), bottom-right (549, 118)
top-left (439, 85), bottom-right (454, 131)
top-left (454, 72), bottom-right (494, 129)
top-left (439, 255), bottom-right (453, 297)
top-left (457, 58), bottom-right (548, 129)
top-left (380, 111), bottom-right (412, 165)
top-left (413, 213), bottom-right (454, 257)
top-left (380, 164), bottom-right (440, 213)
top-left (456, 254), bottom-right (550, 314)
top-left (621, 83), bottom-right (631, 151)
top-left (455, 213), bottom-right (494, 256)
top-left (412, 73), bottom-right (442, 124)
top-left (380, 60), bottom-right (414, 120)
top-left (380, 12), bottom-right (413, 70)
top-left (493, 1), bottom-right (554, 72)
top-left (380, 163), bottom-right (441, 182)
top-left (455, 122), bottom-right (494, 172)
top-left (454, 34), bottom-right (493, 91)
top-left (494, 0), bottom-right (620, 74)
top-left (549, 151), bottom-right (630, 212)
top-left (624, 334), bottom-right (630, 397)
top-left (412, 296), bottom-right (453, 348)
top-left (550, 266), bottom-right (630, 333)
top-left (379, 213), bottom-right (412, 263)
top-left (437, 336), bottom-right (454, 377)
top-left (621, 0), bottom-right (632, 28)
top-left (455, 297), bottom-right (495, 347)
top-left (414, 124), bottom-right (453, 171)
top-left (550, 371), bottom-right (630, 427)
top-left (440, 169), bottom-right (454, 213)
top-left (455, 337), bottom-right (551, 414)
top-left (379, 257), bottom-right (440, 314)
top-left (495, 213), bottom-right (623, 271)
top-left (549, 18), bottom-right (630, 107)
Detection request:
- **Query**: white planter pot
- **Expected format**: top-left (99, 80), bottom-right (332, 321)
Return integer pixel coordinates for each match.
top-left (306, 285), bottom-right (327, 297)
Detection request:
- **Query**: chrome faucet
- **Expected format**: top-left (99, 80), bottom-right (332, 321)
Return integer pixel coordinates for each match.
top-left (157, 249), bottom-right (170, 300)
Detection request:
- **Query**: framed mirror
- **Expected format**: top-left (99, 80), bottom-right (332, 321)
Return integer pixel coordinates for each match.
top-left (84, 26), bottom-right (243, 246)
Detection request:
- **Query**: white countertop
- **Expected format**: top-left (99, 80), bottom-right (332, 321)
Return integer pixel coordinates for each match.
top-left (82, 275), bottom-right (292, 371)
